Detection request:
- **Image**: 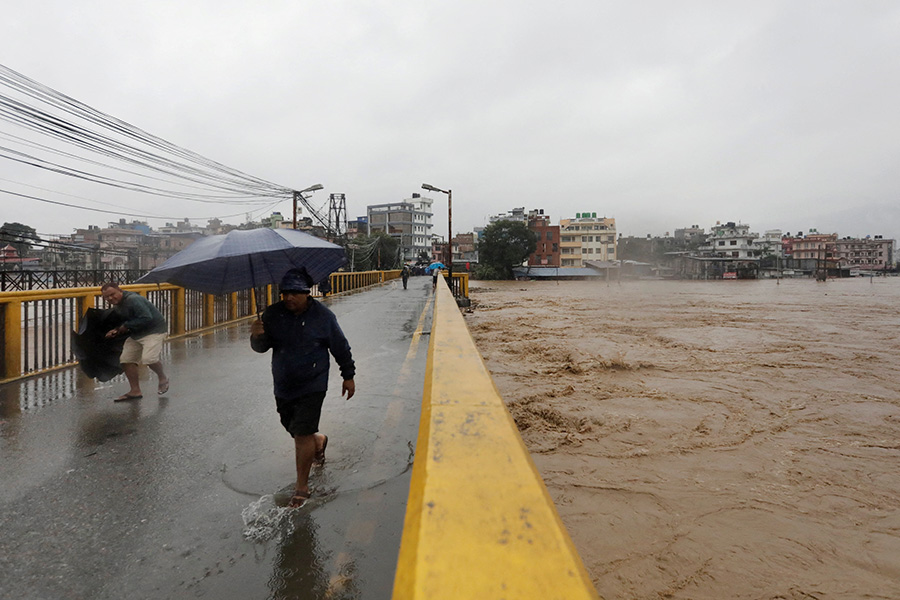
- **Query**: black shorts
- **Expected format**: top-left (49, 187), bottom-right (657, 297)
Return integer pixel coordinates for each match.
top-left (275, 391), bottom-right (327, 437)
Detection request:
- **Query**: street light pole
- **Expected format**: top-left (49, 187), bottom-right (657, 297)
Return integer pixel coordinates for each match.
top-left (293, 184), bottom-right (324, 229)
top-left (422, 183), bottom-right (452, 284)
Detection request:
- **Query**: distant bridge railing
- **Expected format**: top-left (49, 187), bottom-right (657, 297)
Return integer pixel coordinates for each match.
top-left (0, 269), bottom-right (148, 292)
top-left (0, 269), bottom-right (400, 383)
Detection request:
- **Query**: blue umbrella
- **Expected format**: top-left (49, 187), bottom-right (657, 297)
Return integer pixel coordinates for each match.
top-left (137, 228), bottom-right (347, 296)
top-left (428, 262), bottom-right (446, 270)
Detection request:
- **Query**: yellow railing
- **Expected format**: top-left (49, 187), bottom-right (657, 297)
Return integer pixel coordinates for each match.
top-left (392, 278), bottom-right (599, 599)
top-left (0, 270), bottom-right (400, 384)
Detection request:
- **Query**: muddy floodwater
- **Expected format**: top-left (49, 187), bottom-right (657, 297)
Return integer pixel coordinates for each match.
top-left (463, 277), bottom-right (900, 600)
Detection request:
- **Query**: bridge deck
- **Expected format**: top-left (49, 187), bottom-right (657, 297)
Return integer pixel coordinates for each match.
top-left (0, 276), bottom-right (433, 600)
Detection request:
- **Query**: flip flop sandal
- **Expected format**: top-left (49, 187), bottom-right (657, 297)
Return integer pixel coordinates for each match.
top-left (158, 380), bottom-right (170, 395)
top-left (288, 490), bottom-right (311, 508)
top-left (114, 394), bottom-right (142, 402)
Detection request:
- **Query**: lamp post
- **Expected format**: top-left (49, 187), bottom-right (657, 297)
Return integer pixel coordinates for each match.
top-left (422, 183), bottom-right (452, 283)
top-left (293, 184), bottom-right (324, 229)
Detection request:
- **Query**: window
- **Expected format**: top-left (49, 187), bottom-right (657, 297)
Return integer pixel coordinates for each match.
top-left (730, 240), bottom-right (737, 246)
top-left (546, 231), bottom-right (553, 240)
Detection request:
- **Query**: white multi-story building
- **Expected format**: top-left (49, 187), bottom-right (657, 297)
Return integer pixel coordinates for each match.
top-left (367, 193), bottom-right (433, 262)
top-left (489, 207), bottom-right (527, 224)
top-left (705, 221), bottom-right (759, 258)
top-left (558, 213), bottom-right (617, 267)
top-left (754, 229), bottom-right (783, 258)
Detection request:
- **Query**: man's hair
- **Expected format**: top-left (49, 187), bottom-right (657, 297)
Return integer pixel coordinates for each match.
top-left (101, 282), bottom-right (121, 292)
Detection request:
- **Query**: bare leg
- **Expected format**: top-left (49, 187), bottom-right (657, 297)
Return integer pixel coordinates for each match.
top-left (122, 363), bottom-right (142, 396)
top-left (290, 432), bottom-right (329, 507)
top-left (291, 434), bottom-right (317, 506)
top-left (148, 361), bottom-right (169, 393)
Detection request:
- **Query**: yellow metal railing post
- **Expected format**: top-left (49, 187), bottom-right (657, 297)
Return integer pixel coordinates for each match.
top-left (229, 292), bottom-right (238, 321)
top-left (173, 287), bottom-right (186, 336)
top-left (203, 294), bottom-right (215, 328)
top-left (2, 300), bottom-right (22, 379)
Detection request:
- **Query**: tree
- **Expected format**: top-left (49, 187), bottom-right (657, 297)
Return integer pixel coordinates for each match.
top-left (348, 232), bottom-right (401, 271)
top-left (0, 222), bottom-right (41, 258)
top-left (476, 220), bottom-right (536, 279)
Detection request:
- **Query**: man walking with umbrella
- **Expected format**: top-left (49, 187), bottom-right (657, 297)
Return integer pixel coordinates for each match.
top-left (250, 268), bottom-right (356, 508)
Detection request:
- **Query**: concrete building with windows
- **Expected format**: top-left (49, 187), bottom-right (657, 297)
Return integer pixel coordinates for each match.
top-left (559, 213), bottom-right (616, 267)
top-left (489, 207), bottom-right (527, 224)
top-left (705, 221), bottom-right (760, 258)
top-left (834, 236), bottom-right (894, 272)
top-left (788, 232), bottom-right (837, 261)
top-left (526, 209), bottom-right (560, 267)
top-left (367, 193), bottom-right (433, 262)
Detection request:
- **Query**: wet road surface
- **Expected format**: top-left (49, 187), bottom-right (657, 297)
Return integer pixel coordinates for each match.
top-left (0, 276), bottom-right (434, 600)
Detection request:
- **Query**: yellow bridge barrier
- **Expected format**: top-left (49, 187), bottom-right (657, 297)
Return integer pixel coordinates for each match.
top-left (392, 279), bottom-right (599, 599)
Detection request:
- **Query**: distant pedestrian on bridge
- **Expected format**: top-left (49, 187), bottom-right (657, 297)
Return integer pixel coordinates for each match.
top-left (401, 265), bottom-right (410, 289)
top-left (101, 282), bottom-right (170, 402)
top-left (250, 268), bottom-right (356, 508)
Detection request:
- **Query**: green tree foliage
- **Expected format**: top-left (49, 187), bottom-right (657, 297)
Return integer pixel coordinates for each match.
top-left (476, 220), bottom-right (536, 279)
top-left (346, 232), bottom-right (401, 271)
top-left (0, 222), bottom-right (41, 257)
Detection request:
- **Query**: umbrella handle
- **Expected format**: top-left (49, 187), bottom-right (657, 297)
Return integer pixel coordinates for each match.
top-left (248, 256), bottom-right (264, 318)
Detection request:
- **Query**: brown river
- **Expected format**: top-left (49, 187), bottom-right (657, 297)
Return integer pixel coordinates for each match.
top-left (463, 277), bottom-right (900, 600)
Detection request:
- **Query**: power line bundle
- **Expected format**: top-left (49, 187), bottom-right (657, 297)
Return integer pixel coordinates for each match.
top-left (0, 63), bottom-right (296, 224)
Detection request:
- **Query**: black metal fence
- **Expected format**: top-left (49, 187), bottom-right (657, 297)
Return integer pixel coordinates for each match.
top-left (0, 269), bottom-right (147, 292)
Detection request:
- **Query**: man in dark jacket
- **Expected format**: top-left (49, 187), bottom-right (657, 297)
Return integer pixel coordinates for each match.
top-left (250, 268), bottom-right (356, 508)
top-left (101, 282), bottom-right (170, 401)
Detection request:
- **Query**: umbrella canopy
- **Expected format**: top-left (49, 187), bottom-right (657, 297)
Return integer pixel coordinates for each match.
top-left (137, 228), bottom-right (347, 296)
top-left (428, 262), bottom-right (446, 270)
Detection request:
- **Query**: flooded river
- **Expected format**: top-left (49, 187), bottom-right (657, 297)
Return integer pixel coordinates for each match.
top-left (464, 277), bottom-right (900, 600)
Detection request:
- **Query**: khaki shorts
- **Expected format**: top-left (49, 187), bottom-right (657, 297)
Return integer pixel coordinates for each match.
top-left (120, 333), bottom-right (166, 365)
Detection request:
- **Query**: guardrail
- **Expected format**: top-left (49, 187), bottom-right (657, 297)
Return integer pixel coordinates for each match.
top-left (392, 278), bottom-right (599, 599)
top-left (0, 269), bottom-right (401, 384)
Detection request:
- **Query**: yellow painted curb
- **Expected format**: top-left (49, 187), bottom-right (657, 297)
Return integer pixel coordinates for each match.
top-left (393, 281), bottom-right (600, 599)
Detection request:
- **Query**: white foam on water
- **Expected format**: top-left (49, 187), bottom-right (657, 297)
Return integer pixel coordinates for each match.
top-left (241, 495), bottom-right (295, 542)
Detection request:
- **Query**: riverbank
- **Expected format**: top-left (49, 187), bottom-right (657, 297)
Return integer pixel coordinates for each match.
top-left (464, 278), bottom-right (900, 599)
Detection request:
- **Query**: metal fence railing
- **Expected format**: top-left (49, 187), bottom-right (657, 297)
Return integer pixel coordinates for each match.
top-left (0, 269), bottom-right (148, 292)
top-left (1, 269), bottom-right (402, 383)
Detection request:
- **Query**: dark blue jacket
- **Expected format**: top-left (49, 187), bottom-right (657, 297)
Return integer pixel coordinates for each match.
top-left (250, 298), bottom-right (355, 400)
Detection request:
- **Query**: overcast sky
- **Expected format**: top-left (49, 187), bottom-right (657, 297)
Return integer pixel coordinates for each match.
top-left (2, 0), bottom-right (899, 242)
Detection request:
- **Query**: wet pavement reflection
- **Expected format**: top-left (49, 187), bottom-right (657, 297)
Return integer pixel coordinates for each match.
top-left (0, 276), bottom-right (434, 600)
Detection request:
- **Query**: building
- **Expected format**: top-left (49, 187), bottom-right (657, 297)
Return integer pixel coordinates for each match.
top-left (705, 222), bottom-right (760, 258)
top-left (367, 193), bottom-right (434, 262)
top-left (452, 232), bottom-right (478, 266)
top-left (489, 207), bottom-right (526, 224)
top-left (834, 236), bottom-right (894, 272)
top-left (559, 213), bottom-right (616, 267)
top-left (788, 231), bottom-right (837, 261)
top-left (347, 216), bottom-right (367, 238)
top-left (0, 244), bottom-right (41, 270)
top-left (431, 235), bottom-right (446, 264)
top-left (674, 225), bottom-right (705, 246)
top-left (754, 229), bottom-right (784, 258)
top-left (526, 209), bottom-right (560, 267)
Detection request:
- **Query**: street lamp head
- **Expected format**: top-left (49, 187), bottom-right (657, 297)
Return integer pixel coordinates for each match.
top-left (299, 184), bottom-right (324, 193)
top-left (421, 183), bottom-right (437, 192)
